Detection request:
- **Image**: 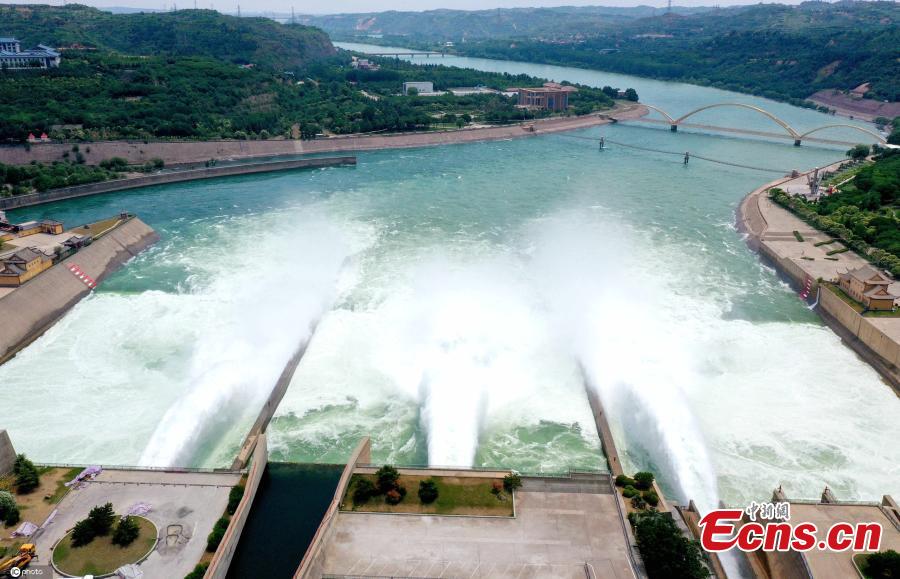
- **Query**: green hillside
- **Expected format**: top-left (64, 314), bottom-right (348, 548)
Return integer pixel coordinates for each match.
top-left (0, 4), bottom-right (335, 70)
top-left (315, 1), bottom-right (900, 103)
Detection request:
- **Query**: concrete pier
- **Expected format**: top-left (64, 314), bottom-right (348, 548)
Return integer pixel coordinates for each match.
top-left (0, 217), bottom-right (159, 364)
top-left (0, 156), bottom-right (357, 210)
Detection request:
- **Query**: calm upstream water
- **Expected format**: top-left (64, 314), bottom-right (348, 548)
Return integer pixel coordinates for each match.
top-left (1, 45), bottom-right (897, 512)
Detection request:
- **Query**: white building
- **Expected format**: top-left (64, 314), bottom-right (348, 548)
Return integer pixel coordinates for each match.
top-left (0, 37), bottom-right (61, 70)
top-left (402, 81), bottom-right (434, 95)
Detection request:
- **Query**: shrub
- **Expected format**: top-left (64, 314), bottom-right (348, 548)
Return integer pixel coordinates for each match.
top-left (503, 473), bottom-right (522, 493)
top-left (634, 471), bottom-right (655, 491)
top-left (112, 516), bottom-right (141, 547)
top-left (376, 465), bottom-right (400, 493)
top-left (150, 158), bottom-right (165, 169)
top-left (622, 485), bottom-right (639, 499)
top-left (615, 474), bottom-right (635, 487)
top-left (227, 485), bottom-right (245, 515)
top-left (385, 486), bottom-right (406, 505)
top-left (864, 549), bottom-right (900, 578)
top-left (185, 563), bottom-right (209, 579)
top-left (491, 481), bottom-right (503, 495)
top-left (827, 247), bottom-right (850, 255)
top-left (631, 495), bottom-right (647, 509)
top-left (418, 480), bottom-right (439, 504)
top-left (792, 230), bottom-right (804, 242)
top-left (4, 505), bottom-right (20, 527)
top-left (0, 492), bottom-right (20, 526)
top-left (99, 157), bottom-right (129, 170)
top-left (643, 491), bottom-right (660, 507)
top-left (352, 478), bottom-right (376, 505)
top-left (13, 454), bottom-right (40, 493)
top-left (632, 510), bottom-right (707, 579)
top-left (71, 519), bottom-right (96, 547)
top-left (87, 503), bottom-right (116, 537)
top-left (206, 516), bottom-right (230, 552)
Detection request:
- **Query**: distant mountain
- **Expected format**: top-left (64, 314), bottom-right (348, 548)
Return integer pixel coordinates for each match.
top-left (0, 4), bottom-right (335, 70)
top-left (302, 5), bottom-right (712, 41)
top-left (314, 1), bottom-right (899, 104)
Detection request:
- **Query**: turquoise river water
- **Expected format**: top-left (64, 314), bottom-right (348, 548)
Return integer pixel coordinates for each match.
top-left (1, 44), bottom-right (897, 513)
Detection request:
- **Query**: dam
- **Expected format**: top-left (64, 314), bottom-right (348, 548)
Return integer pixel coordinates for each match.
top-left (0, 47), bottom-right (897, 517)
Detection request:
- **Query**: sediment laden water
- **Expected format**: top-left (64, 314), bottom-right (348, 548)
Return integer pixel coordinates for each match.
top-left (1, 49), bottom-right (897, 514)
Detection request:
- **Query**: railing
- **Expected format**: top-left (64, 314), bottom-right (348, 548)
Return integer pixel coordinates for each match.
top-left (354, 463), bottom-right (608, 478)
top-left (34, 461), bottom-right (245, 474)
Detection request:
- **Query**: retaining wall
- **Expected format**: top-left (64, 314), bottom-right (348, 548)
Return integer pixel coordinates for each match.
top-left (0, 157), bottom-right (356, 210)
top-left (0, 114), bottom-right (619, 168)
top-left (205, 434), bottom-right (267, 579)
top-left (819, 286), bottom-right (900, 371)
top-left (294, 437), bottom-right (372, 579)
top-left (0, 430), bottom-right (15, 476)
top-left (0, 217), bottom-right (159, 363)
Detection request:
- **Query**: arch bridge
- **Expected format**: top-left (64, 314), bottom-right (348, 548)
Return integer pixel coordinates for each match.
top-left (637, 103), bottom-right (885, 146)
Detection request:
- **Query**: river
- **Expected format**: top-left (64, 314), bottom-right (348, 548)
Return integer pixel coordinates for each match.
top-left (1, 44), bottom-right (896, 512)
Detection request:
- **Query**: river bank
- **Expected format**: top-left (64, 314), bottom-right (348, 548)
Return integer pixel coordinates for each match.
top-left (0, 104), bottom-right (644, 168)
top-left (737, 165), bottom-right (900, 394)
top-left (0, 216), bottom-right (158, 365)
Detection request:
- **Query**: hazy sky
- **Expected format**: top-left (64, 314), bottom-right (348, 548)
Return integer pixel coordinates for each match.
top-left (7, 0), bottom-right (813, 15)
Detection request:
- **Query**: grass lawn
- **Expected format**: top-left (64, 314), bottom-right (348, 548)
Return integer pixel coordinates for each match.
top-left (76, 216), bottom-right (125, 239)
top-left (824, 283), bottom-right (900, 317)
top-left (0, 467), bottom-right (83, 556)
top-left (343, 474), bottom-right (514, 517)
top-left (53, 516), bottom-right (156, 577)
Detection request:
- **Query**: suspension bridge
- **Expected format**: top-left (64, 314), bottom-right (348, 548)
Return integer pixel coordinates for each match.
top-left (620, 102), bottom-right (886, 147)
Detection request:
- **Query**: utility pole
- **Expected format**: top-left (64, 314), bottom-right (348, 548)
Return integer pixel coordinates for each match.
top-left (237, 4), bottom-right (240, 16)
top-left (667, 0), bottom-right (672, 14)
top-left (291, 6), bottom-right (296, 25)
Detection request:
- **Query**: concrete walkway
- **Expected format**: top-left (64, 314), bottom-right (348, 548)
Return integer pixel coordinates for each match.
top-left (35, 469), bottom-right (240, 579)
top-left (319, 476), bottom-right (633, 579)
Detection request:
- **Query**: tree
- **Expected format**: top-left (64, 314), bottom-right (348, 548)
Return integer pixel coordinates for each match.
top-left (631, 510), bottom-right (707, 579)
top-left (848, 144), bottom-right (871, 160)
top-left (634, 471), bottom-right (655, 491)
top-left (864, 550), bottom-right (900, 578)
top-left (13, 454), bottom-right (40, 494)
top-left (503, 473), bottom-right (522, 493)
top-left (112, 516), bottom-right (141, 547)
top-left (352, 478), bottom-right (376, 505)
top-left (71, 518), bottom-right (96, 547)
top-left (625, 88), bottom-right (639, 101)
top-left (87, 502), bottom-right (117, 536)
top-left (376, 465), bottom-right (400, 494)
top-left (418, 480), bottom-right (439, 504)
top-left (406, 87), bottom-right (419, 96)
top-left (0, 491), bottom-right (20, 526)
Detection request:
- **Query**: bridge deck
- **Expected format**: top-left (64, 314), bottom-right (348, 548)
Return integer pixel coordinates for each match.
top-left (625, 118), bottom-right (874, 146)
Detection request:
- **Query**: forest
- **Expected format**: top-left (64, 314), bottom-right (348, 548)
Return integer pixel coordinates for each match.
top-left (322, 1), bottom-right (900, 105)
top-left (772, 149), bottom-right (900, 276)
top-left (0, 49), bottom-right (617, 143)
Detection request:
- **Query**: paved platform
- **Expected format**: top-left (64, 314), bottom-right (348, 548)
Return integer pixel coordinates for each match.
top-left (320, 477), bottom-right (634, 579)
top-left (34, 468), bottom-right (241, 578)
top-left (791, 502), bottom-right (900, 579)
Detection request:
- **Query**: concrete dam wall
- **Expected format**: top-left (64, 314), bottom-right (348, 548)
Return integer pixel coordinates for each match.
top-left (0, 217), bottom-right (159, 364)
top-left (0, 157), bottom-right (356, 210)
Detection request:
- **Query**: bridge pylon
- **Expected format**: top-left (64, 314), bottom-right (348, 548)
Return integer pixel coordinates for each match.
top-left (670, 125), bottom-right (678, 132)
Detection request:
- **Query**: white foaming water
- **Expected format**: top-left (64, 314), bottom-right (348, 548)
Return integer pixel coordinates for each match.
top-left (525, 211), bottom-right (721, 511)
top-left (139, 210), bottom-right (369, 466)
top-left (0, 206), bottom-right (372, 467)
top-left (270, 243), bottom-right (601, 470)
